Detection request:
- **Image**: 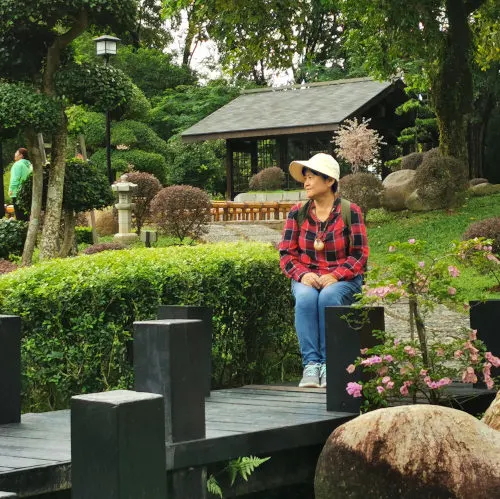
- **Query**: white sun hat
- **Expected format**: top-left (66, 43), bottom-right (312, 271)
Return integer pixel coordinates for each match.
top-left (289, 153), bottom-right (340, 183)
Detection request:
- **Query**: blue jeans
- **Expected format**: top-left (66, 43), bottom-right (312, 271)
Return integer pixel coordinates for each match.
top-left (291, 275), bottom-right (363, 366)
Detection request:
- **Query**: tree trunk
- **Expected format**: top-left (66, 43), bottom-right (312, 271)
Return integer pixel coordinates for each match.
top-left (22, 129), bottom-right (45, 266)
top-left (60, 209), bottom-right (76, 257)
top-left (432, 0), bottom-right (473, 165)
top-left (468, 120), bottom-right (485, 179)
top-left (39, 112), bottom-right (67, 260)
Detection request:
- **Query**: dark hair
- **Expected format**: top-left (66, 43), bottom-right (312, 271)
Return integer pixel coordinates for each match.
top-left (17, 148), bottom-right (29, 160)
top-left (302, 167), bottom-right (338, 193)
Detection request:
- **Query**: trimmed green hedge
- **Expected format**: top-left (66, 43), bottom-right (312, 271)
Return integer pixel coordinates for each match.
top-left (0, 243), bottom-right (298, 412)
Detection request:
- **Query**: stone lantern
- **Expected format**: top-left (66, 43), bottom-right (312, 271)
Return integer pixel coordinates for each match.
top-left (111, 175), bottom-right (139, 244)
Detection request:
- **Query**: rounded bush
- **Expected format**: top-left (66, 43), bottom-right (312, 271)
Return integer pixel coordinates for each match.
top-left (0, 244), bottom-right (297, 411)
top-left (413, 152), bottom-right (468, 210)
top-left (122, 171), bottom-right (162, 235)
top-left (400, 152), bottom-right (424, 170)
top-left (462, 217), bottom-right (500, 254)
top-left (75, 226), bottom-right (93, 245)
top-left (83, 242), bottom-right (126, 255)
top-left (0, 219), bottom-right (28, 259)
top-left (338, 173), bottom-right (383, 215)
top-left (95, 208), bottom-right (118, 236)
top-left (151, 185), bottom-right (211, 241)
top-left (249, 167), bottom-right (285, 191)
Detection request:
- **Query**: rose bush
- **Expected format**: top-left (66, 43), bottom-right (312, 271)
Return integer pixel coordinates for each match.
top-left (346, 238), bottom-right (500, 410)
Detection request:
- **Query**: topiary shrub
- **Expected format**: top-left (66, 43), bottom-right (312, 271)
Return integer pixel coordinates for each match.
top-left (462, 217), bottom-right (500, 254)
top-left (400, 152), bottom-right (424, 170)
top-left (83, 242), bottom-right (126, 255)
top-left (0, 219), bottom-right (28, 259)
top-left (150, 185), bottom-right (211, 241)
top-left (338, 173), bottom-right (383, 215)
top-left (249, 167), bottom-right (285, 191)
top-left (75, 226), bottom-right (93, 245)
top-left (413, 152), bottom-right (468, 210)
top-left (0, 244), bottom-right (297, 411)
top-left (122, 171), bottom-right (162, 235)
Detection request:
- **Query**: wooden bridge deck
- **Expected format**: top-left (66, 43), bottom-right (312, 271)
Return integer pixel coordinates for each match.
top-left (0, 385), bottom-right (354, 497)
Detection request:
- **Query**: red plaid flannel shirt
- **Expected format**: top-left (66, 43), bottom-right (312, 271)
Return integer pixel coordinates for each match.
top-left (279, 197), bottom-right (369, 282)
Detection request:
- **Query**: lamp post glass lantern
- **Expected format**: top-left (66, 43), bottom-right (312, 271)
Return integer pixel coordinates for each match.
top-left (93, 35), bottom-right (120, 184)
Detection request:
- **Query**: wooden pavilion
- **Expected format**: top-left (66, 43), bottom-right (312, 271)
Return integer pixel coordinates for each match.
top-left (181, 77), bottom-right (408, 199)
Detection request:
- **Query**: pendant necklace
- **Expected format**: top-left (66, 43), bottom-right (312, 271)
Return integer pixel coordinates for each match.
top-left (314, 220), bottom-right (328, 251)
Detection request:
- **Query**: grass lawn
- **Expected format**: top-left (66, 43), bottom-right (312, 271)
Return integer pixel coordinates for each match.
top-left (366, 192), bottom-right (500, 303)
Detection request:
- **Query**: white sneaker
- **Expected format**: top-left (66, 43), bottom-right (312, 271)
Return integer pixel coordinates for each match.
top-left (299, 363), bottom-right (321, 388)
top-left (319, 363), bottom-right (327, 388)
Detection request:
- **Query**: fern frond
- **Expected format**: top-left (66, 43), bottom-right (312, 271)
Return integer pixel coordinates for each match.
top-left (207, 474), bottom-right (223, 498)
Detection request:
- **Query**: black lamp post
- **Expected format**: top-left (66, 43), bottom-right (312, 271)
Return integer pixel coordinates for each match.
top-left (93, 35), bottom-right (120, 184)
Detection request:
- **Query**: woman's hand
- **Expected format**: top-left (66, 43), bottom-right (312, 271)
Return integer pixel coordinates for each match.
top-left (301, 272), bottom-right (321, 289)
top-left (318, 274), bottom-right (338, 289)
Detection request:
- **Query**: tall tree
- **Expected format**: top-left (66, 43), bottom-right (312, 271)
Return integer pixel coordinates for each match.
top-left (338, 0), bottom-right (491, 166)
top-left (164, 0), bottom-right (346, 84)
top-left (0, 0), bottom-right (138, 262)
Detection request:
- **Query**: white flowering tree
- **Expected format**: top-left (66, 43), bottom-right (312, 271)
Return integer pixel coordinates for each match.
top-left (332, 117), bottom-right (385, 173)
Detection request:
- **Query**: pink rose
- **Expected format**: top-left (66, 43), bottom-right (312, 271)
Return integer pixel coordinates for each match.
top-left (420, 369), bottom-right (428, 376)
top-left (454, 350), bottom-right (463, 359)
top-left (377, 366), bottom-right (389, 376)
top-left (386, 381), bottom-right (395, 389)
top-left (469, 329), bottom-right (477, 341)
top-left (361, 355), bottom-right (383, 366)
top-left (346, 382), bottom-right (363, 398)
top-left (388, 245), bottom-right (396, 253)
top-left (408, 238), bottom-right (416, 244)
top-left (383, 355), bottom-right (393, 362)
top-left (485, 352), bottom-right (500, 368)
top-left (403, 346), bottom-right (416, 357)
top-left (447, 287), bottom-right (456, 296)
top-left (376, 386), bottom-right (385, 394)
top-left (381, 376), bottom-right (391, 384)
top-left (447, 265), bottom-right (460, 277)
top-left (394, 339), bottom-right (400, 346)
top-left (346, 364), bottom-right (356, 374)
top-left (400, 384), bottom-right (409, 396)
top-left (418, 261), bottom-right (425, 268)
top-left (360, 348), bottom-right (368, 355)
top-left (462, 367), bottom-right (477, 384)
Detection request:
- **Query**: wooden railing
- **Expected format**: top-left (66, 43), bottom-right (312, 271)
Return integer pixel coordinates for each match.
top-left (211, 201), bottom-right (295, 222)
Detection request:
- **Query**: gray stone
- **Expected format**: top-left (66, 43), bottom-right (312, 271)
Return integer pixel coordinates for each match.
top-left (381, 170), bottom-right (416, 211)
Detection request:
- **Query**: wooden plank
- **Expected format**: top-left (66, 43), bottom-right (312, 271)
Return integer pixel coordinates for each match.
top-left (167, 415), bottom-right (352, 470)
top-left (0, 456), bottom-right (58, 468)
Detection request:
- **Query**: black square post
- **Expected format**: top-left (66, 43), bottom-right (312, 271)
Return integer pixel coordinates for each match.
top-left (0, 315), bottom-right (21, 424)
top-left (157, 305), bottom-right (213, 397)
top-left (71, 390), bottom-right (166, 499)
top-left (134, 319), bottom-right (206, 442)
top-left (470, 300), bottom-right (500, 378)
top-left (325, 306), bottom-right (385, 412)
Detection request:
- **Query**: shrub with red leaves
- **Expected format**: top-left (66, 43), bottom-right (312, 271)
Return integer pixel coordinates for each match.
top-left (83, 242), bottom-right (126, 255)
top-left (150, 185), bottom-right (211, 241)
top-left (122, 171), bottom-right (162, 235)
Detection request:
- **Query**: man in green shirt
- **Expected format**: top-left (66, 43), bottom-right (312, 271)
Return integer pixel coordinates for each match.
top-left (9, 148), bottom-right (32, 221)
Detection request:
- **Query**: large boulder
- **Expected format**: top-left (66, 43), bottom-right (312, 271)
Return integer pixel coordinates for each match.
top-left (315, 405), bottom-right (500, 499)
top-left (381, 170), bottom-right (416, 211)
top-left (483, 391), bottom-right (500, 431)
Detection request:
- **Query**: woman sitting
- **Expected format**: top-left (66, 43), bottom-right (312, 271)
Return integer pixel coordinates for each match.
top-left (279, 153), bottom-right (369, 388)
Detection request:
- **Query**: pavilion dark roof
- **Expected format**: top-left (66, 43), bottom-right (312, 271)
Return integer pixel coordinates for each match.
top-left (181, 77), bottom-right (395, 142)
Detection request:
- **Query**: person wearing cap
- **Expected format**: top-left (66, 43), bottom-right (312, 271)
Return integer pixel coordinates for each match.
top-left (279, 153), bottom-right (369, 388)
